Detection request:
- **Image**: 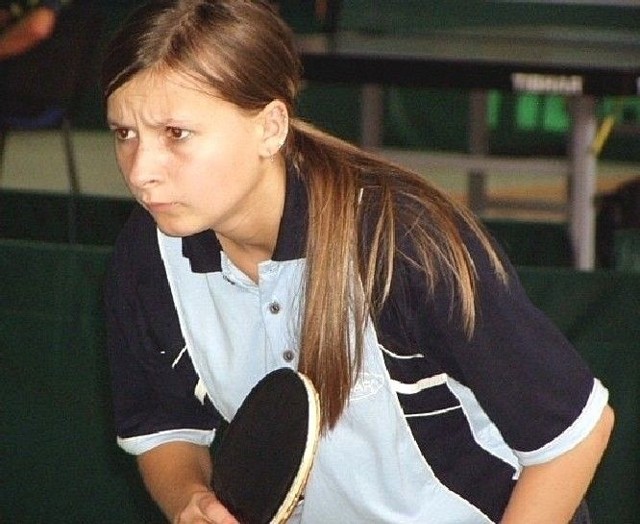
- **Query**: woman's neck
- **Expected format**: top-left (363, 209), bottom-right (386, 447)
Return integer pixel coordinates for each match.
top-left (215, 161), bottom-right (286, 283)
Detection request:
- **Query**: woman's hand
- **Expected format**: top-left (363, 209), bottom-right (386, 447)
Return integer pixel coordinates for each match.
top-left (136, 442), bottom-right (238, 524)
top-left (173, 489), bottom-right (240, 524)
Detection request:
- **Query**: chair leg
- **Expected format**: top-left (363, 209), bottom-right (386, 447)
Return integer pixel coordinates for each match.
top-left (0, 129), bottom-right (6, 182)
top-left (61, 117), bottom-right (79, 243)
top-left (61, 117), bottom-right (80, 194)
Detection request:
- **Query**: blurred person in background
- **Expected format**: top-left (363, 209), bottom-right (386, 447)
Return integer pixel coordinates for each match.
top-left (0, 0), bottom-right (72, 60)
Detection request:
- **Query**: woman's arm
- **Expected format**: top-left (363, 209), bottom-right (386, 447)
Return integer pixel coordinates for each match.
top-left (137, 441), bottom-right (238, 524)
top-left (501, 404), bottom-right (614, 524)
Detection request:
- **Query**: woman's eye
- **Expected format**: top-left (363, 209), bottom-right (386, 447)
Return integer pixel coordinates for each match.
top-left (113, 128), bottom-right (136, 141)
top-left (166, 127), bottom-right (192, 140)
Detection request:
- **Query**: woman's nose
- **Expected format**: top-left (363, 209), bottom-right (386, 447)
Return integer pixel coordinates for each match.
top-left (125, 142), bottom-right (166, 190)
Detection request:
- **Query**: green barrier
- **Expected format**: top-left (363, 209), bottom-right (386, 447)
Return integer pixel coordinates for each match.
top-left (615, 229), bottom-right (640, 273)
top-left (0, 190), bottom-right (135, 246)
top-left (0, 240), bottom-right (163, 523)
top-left (484, 219), bottom-right (572, 268)
top-left (518, 267), bottom-right (640, 524)
top-left (1, 240), bottom-right (638, 523)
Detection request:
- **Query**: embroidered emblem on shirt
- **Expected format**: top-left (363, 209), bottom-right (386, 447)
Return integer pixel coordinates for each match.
top-left (351, 372), bottom-right (384, 401)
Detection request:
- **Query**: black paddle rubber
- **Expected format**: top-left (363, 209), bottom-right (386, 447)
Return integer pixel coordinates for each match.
top-left (211, 368), bottom-right (320, 524)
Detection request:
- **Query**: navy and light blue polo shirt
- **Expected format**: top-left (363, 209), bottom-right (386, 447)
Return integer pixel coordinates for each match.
top-left (105, 171), bottom-right (608, 522)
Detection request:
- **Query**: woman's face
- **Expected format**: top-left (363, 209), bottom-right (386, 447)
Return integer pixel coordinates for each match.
top-left (107, 68), bottom-right (281, 239)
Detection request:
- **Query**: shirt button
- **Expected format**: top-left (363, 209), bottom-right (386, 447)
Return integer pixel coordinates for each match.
top-left (282, 350), bottom-right (295, 362)
top-left (268, 301), bottom-right (281, 314)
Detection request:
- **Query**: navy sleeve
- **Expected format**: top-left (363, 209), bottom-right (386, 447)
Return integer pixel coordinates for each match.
top-left (104, 206), bottom-right (223, 446)
top-left (378, 222), bottom-right (596, 454)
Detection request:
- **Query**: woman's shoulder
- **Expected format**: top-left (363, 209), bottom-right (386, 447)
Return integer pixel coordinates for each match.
top-left (109, 204), bottom-right (162, 279)
top-left (114, 203), bottom-right (155, 244)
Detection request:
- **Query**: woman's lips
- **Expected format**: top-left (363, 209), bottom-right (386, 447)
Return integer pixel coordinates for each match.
top-left (145, 201), bottom-right (177, 214)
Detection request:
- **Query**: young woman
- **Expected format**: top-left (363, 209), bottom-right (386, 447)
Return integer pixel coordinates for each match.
top-left (102, 1), bottom-right (614, 522)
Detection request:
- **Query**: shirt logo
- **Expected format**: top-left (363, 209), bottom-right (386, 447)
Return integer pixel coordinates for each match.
top-left (351, 372), bottom-right (384, 401)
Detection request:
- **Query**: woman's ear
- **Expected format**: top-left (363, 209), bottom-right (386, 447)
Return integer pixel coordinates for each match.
top-left (258, 99), bottom-right (289, 159)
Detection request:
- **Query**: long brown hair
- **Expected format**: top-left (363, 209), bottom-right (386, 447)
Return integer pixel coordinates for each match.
top-left (102, 0), bottom-right (507, 432)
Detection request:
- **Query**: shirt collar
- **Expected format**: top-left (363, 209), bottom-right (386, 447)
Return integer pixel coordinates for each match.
top-left (181, 168), bottom-right (308, 273)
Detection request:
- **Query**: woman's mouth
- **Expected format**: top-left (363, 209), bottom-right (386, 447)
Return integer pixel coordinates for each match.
top-left (144, 201), bottom-right (178, 214)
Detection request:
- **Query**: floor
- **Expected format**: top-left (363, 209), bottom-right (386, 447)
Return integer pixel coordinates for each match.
top-left (1, 129), bottom-right (638, 223)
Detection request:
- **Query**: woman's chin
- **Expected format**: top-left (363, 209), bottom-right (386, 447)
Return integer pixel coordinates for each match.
top-left (154, 217), bottom-right (205, 238)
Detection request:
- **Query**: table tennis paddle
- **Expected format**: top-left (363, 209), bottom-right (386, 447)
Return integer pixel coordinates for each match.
top-left (211, 368), bottom-right (321, 524)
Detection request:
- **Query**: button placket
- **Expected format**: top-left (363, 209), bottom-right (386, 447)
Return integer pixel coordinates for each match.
top-left (263, 295), bottom-right (290, 366)
top-left (266, 301), bottom-right (296, 363)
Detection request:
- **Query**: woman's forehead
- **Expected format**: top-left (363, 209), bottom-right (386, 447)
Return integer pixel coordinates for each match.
top-left (107, 68), bottom-right (225, 123)
top-left (109, 67), bottom-right (221, 107)
top-left (121, 66), bottom-right (214, 97)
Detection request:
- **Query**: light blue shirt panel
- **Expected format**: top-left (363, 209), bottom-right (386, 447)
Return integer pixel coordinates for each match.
top-left (158, 231), bottom-right (304, 420)
top-left (446, 377), bottom-right (521, 477)
top-left (159, 232), bottom-right (264, 418)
